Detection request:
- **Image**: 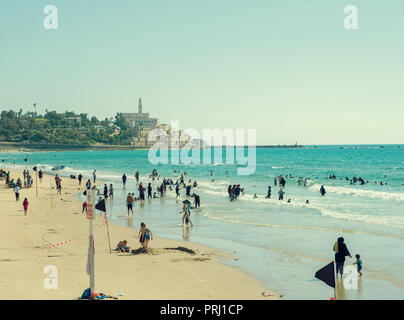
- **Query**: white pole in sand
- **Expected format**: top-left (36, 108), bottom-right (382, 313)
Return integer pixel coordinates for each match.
top-left (88, 188), bottom-right (96, 295)
top-left (35, 169), bottom-right (38, 198)
top-left (105, 209), bottom-right (112, 254)
top-left (50, 179), bottom-right (53, 209)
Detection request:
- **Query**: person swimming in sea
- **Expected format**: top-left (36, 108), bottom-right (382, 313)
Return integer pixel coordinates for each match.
top-left (320, 185), bottom-right (326, 196)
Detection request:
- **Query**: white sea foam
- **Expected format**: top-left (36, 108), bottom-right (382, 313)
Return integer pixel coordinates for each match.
top-left (319, 208), bottom-right (404, 229)
top-left (309, 183), bottom-right (404, 202)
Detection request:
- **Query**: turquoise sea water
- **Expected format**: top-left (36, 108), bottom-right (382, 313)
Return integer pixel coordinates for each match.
top-left (1, 145), bottom-right (404, 299)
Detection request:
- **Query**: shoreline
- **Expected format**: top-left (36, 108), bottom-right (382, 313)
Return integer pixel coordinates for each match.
top-left (0, 168), bottom-right (280, 300)
top-left (0, 142), bottom-right (304, 153)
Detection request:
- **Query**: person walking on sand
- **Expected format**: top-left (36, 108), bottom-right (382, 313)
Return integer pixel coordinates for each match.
top-left (14, 185), bottom-right (20, 201)
top-left (93, 170), bottom-right (96, 183)
top-left (333, 237), bottom-right (352, 278)
top-left (78, 174), bottom-right (82, 186)
top-left (139, 222), bottom-right (153, 252)
top-left (23, 198), bottom-right (29, 215)
top-left (55, 174), bottom-right (60, 190)
top-left (57, 179), bottom-right (62, 195)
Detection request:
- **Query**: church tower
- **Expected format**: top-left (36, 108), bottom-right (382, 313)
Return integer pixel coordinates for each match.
top-left (138, 98), bottom-right (142, 114)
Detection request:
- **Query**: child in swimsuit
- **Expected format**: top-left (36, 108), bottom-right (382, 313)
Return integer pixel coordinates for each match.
top-left (353, 254), bottom-right (363, 277)
top-left (139, 222), bottom-right (153, 252)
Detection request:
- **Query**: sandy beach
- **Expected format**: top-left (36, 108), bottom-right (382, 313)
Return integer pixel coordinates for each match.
top-left (0, 169), bottom-right (279, 300)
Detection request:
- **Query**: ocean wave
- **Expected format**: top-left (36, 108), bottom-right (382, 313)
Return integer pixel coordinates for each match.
top-left (319, 208), bottom-right (404, 229)
top-left (309, 184), bottom-right (404, 202)
top-left (203, 210), bottom-right (404, 233)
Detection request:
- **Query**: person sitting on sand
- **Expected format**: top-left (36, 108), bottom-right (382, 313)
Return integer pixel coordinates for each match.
top-left (116, 240), bottom-right (130, 252)
top-left (139, 223), bottom-right (153, 252)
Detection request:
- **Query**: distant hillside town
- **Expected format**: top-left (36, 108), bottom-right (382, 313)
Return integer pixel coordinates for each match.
top-left (0, 99), bottom-right (197, 148)
top-left (117, 99), bottom-right (194, 148)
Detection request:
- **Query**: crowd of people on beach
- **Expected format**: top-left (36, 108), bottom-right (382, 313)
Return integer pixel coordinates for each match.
top-left (1, 168), bottom-right (34, 190)
top-left (2, 165), bottom-right (369, 278)
top-left (1, 168), bottom-right (31, 214)
top-left (78, 168), bottom-right (202, 253)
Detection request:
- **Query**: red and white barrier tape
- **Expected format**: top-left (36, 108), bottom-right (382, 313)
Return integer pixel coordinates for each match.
top-left (47, 240), bottom-right (72, 248)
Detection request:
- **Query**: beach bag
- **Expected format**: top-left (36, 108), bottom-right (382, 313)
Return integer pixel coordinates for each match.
top-left (81, 288), bottom-right (91, 299)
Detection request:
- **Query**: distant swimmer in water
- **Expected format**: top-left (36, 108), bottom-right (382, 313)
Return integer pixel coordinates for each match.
top-left (320, 185), bottom-right (326, 196)
top-left (278, 189), bottom-right (285, 200)
top-left (287, 198), bottom-right (291, 203)
top-left (305, 200), bottom-right (310, 204)
top-left (253, 194), bottom-right (258, 199)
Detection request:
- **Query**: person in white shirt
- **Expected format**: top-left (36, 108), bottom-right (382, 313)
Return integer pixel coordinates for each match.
top-left (14, 185), bottom-right (20, 201)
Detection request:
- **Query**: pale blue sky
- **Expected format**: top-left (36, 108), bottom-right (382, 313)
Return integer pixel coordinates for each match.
top-left (0, 0), bottom-right (403, 145)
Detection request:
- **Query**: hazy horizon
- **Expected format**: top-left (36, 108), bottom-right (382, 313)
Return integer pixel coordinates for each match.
top-left (1, 0), bottom-right (403, 145)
